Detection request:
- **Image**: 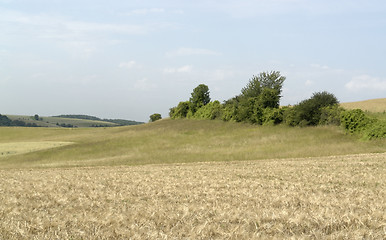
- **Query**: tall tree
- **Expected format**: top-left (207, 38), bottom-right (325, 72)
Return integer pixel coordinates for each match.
top-left (241, 71), bottom-right (285, 100)
top-left (190, 84), bottom-right (211, 112)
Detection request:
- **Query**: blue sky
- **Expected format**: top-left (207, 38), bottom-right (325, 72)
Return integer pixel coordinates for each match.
top-left (1, 0), bottom-right (385, 122)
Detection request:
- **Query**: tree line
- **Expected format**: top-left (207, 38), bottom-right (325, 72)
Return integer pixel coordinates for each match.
top-left (55, 114), bottom-right (144, 126)
top-left (167, 71), bottom-right (385, 139)
top-left (0, 114), bottom-right (39, 127)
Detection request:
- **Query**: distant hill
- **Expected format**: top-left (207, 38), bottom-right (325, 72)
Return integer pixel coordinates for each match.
top-left (54, 115), bottom-right (144, 126)
top-left (341, 98), bottom-right (386, 113)
top-left (5, 115), bottom-right (120, 128)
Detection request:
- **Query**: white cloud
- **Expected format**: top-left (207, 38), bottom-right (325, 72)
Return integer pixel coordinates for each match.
top-left (134, 78), bottom-right (157, 91)
top-left (305, 80), bottom-right (314, 86)
top-left (119, 61), bottom-right (137, 69)
top-left (127, 8), bottom-right (165, 15)
top-left (310, 63), bottom-right (330, 70)
top-left (163, 65), bottom-right (192, 73)
top-left (166, 47), bottom-right (219, 57)
top-left (345, 75), bottom-right (386, 92)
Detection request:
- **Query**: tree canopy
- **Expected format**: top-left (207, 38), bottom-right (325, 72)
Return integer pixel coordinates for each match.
top-left (190, 84), bottom-right (210, 111)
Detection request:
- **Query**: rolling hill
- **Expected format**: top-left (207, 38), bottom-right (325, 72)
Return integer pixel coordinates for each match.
top-left (6, 115), bottom-right (119, 128)
top-left (0, 118), bottom-right (385, 169)
top-left (340, 98), bottom-right (386, 112)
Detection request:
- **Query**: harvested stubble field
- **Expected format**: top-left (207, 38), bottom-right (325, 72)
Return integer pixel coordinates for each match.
top-left (1, 153), bottom-right (385, 239)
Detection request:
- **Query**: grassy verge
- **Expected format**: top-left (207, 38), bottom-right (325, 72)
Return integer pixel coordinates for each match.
top-left (0, 119), bottom-right (385, 168)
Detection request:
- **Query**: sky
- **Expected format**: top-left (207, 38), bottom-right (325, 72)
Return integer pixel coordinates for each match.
top-left (1, 0), bottom-right (386, 122)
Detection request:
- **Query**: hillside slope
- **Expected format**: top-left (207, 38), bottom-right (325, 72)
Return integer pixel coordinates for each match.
top-left (1, 119), bottom-right (385, 168)
top-left (341, 98), bottom-right (386, 112)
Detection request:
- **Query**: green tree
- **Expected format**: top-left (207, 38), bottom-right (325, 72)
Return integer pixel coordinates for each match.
top-left (34, 114), bottom-right (40, 121)
top-left (0, 114), bottom-right (12, 126)
top-left (170, 101), bottom-right (191, 119)
top-left (241, 71), bottom-right (285, 100)
top-left (149, 113), bottom-right (162, 122)
top-left (289, 91), bottom-right (339, 126)
top-left (190, 84), bottom-right (210, 112)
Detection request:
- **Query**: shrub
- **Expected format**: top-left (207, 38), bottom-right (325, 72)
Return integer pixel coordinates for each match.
top-left (170, 101), bottom-right (191, 119)
top-left (149, 113), bottom-right (162, 122)
top-left (319, 105), bottom-right (344, 126)
top-left (261, 108), bottom-right (284, 125)
top-left (193, 101), bottom-right (222, 120)
top-left (363, 120), bottom-right (386, 140)
top-left (340, 109), bottom-right (371, 134)
top-left (289, 91), bottom-right (339, 126)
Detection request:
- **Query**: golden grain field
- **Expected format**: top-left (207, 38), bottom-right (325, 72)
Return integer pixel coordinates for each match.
top-left (1, 153), bottom-right (385, 239)
top-left (341, 98), bottom-right (386, 113)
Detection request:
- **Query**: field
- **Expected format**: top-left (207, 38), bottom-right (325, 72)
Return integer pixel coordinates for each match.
top-left (1, 119), bottom-right (385, 168)
top-left (1, 153), bottom-right (385, 239)
top-left (341, 98), bottom-right (386, 113)
top-left (1, 101), bottom-right (386, 239)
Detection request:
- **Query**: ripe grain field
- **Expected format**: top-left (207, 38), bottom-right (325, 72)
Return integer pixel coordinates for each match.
top-left (0, 153), bottom-right (385, 239)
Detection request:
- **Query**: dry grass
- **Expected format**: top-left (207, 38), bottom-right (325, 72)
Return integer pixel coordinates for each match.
top-left (341, 98), bottom-right (386, 113)
top-left (0, 142), bottom-right (72, 157)
top-left (1, 153), bottom-right (385, 239)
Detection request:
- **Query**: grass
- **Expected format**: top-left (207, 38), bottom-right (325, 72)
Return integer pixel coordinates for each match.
top-left (1, 113), bottom-right (385, 238)
top-left (0, 142), bottom-right (72, 157)
top-left (0, 153), bottom-right (384, 239)
top-left (0, 119), bottom-right (385, 168)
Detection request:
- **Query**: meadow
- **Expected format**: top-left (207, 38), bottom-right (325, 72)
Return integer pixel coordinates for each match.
top-left (0, 101), bottom-right (386, 239)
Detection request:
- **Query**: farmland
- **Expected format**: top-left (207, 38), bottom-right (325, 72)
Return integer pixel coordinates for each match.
top-left (0, 100), bottom-right (385, 239)
top-left (0, 153), bottom-right (385, 239)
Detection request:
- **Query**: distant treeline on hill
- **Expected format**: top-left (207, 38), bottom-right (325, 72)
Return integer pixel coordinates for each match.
top-left (54, 115), bottom-right (144, 126)
top-left (0, 114), bottom-right (39, 127)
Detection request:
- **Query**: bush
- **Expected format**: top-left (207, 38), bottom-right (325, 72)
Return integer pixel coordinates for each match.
top-left (261, 108), bottom-right (284, 125)
top-left (149, 113), bottom-right (162, 122)
top-left (319, 105), bottom-right (344, 126)
top-left (193, 101), bottom-right (222, 120)
top-left (363, 120), bottom-right (386, 140)
top-left (288, 91), bottom-right (339, 126)
top-left (170, 101), bottom-right (191, 119)
top-left (340, 109), bottom-right (371, 134)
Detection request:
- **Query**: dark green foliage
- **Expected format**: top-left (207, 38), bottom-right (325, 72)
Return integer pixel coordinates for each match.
top-left (170, 101), bottom-right (191, 119)
top-left (34, 114), bottom-right (40, 121)
top-left (90, 124), bottom-right (109, 127)
top-left (149, 113), bottom-right (162, 122)
top-left (55, 114), bottom-right (101, 121)
top-left (0, 114), bottom-right (12, 126)
top-left (0, 115), bottom-right (33, 127)
top-left (60, 123), bottom-right (76, 128)
top-left (289, 91), bottom-right (339, 126)
top-left (54, 114), bottom-right (143, 126)
top-left (11, 120), bottom-right (26, 126)
top-left (190, 84), bottom-right (211, 112)
top-left (319, 105), bottom-right (344, 126)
